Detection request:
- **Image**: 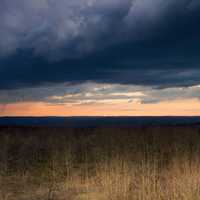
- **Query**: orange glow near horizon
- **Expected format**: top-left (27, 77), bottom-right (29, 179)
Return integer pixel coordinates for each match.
top-left (1, 98), bottom-right (200, 116)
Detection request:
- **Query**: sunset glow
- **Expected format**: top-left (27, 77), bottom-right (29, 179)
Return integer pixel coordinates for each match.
top-left (1, 98), bottom-right (200, 117)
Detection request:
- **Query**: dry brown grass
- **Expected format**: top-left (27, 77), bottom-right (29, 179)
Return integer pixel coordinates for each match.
top-left (0, 126), bottom-right (200, 199)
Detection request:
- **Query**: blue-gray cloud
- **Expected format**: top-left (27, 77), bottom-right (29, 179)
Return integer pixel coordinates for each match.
top-left (0, 0), bottom-right (199, 58)
top-left (1, 82), bottom-right (200, 105)
top-left (0, 0), bottom-right (131, 58)
top-left (0, 0), bottom-right (200, 91)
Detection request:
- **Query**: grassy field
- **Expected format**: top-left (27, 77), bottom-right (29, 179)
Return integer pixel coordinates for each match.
top-left (0, 125), bottom-right (200, 200)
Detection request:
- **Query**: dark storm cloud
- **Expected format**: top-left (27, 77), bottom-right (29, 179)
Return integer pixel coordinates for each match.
top-left (0, 0), bottom-right (200, 90)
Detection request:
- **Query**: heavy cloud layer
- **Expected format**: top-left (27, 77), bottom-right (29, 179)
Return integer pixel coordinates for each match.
top-left (0, 0), bottom-right (200, 90)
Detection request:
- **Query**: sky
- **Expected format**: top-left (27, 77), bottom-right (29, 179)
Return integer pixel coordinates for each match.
top-left (0, 0), bottom-right (200, 116)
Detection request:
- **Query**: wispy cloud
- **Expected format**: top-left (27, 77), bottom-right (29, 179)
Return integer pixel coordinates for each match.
top-left (1, 82), bottom-right (200, 106)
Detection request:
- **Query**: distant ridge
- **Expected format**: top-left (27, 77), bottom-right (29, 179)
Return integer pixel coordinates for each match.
top-left (0, 116), bottom-right (200, 128)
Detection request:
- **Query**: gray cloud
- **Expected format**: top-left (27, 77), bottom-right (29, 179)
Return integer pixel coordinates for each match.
top-left (1, 82), bottom-right (200, 105)
top-left (0, 0), bottom-right (197, 59)
top-left (0, 0), bottom-right (200, 99)
top-left (0, 0), bottom-right (131, 59)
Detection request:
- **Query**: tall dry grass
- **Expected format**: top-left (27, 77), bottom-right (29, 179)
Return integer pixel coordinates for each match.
top-left (0, 126), bottom-right (200, 199)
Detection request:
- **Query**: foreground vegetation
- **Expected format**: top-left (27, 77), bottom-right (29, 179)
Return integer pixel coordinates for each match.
top-left (0, 126), bottom-right (200, 199)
